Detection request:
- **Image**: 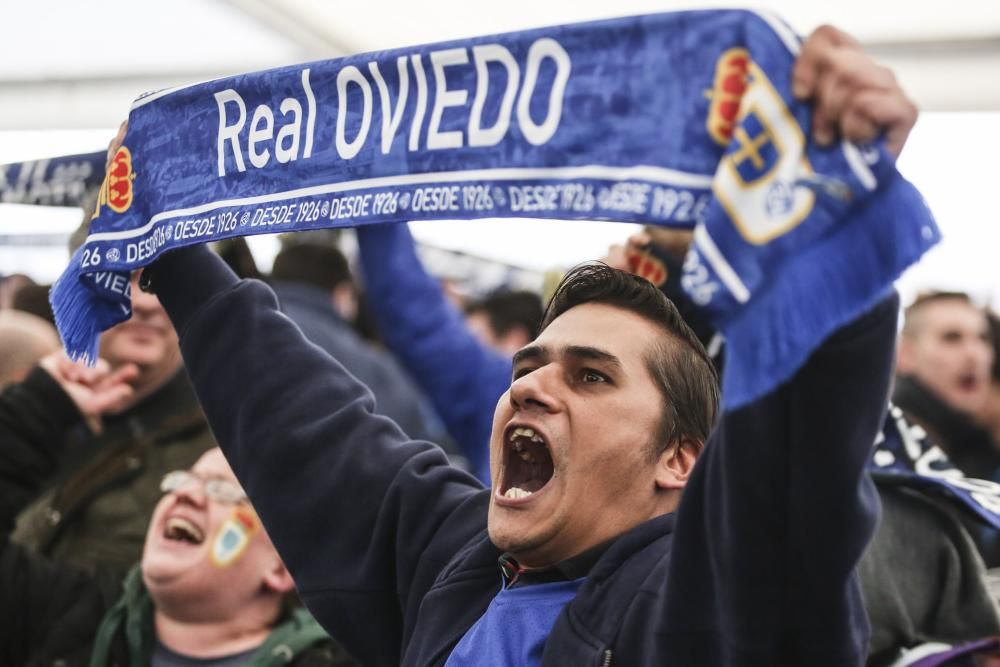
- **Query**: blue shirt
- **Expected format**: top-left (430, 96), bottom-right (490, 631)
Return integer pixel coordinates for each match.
top-left (445, 579), bottom-right (585, 667)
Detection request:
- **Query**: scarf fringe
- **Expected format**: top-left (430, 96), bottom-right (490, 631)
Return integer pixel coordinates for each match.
top-left (49, 247), bottom-right (125, 364)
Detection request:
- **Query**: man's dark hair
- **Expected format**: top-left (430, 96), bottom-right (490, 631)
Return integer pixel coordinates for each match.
top-left (541, 263), bottom-right (720, 458)
top-left (466, 290), bottom-right (544, 340)
top-left (270, 243), bottom-right (352, 292)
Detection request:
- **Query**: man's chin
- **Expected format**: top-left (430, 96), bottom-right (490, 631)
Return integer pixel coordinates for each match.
top-left (487, 512), bottom-right (547, 557)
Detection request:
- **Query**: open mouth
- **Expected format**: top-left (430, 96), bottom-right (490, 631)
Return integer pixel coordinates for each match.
top-left (164, 516), bottom-right (205, 544)
top-left (500, 426), bottom-right (554, 501)
top-left (956, 373), bottom-right (982, 393)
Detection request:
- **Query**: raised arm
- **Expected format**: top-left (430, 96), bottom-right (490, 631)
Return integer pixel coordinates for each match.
top-left (656, 25), bottom-right (918, 664)
top-left (663, 293), bottom-right (899, 665)
top-left (146, 245), bottom-right (488, 665)
top-left (356, 223), bottom-right (512, 483)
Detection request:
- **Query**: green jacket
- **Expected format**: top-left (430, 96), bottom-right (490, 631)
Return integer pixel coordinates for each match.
top-left (0, 369), bottom-right (356, 667)
top-left (14, 369), bottom-right (217, 572)
top-left (90, 567), bottom-right (349, 667)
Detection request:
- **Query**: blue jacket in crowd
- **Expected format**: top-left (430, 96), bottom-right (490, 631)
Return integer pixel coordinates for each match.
top-left (150, 245), bottom-right (896, 666)
top-left (357, 223), bottom-right (511, 483)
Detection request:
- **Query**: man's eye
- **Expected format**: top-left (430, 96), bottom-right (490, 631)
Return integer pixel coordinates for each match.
top-left (582, 369), bottom-right (608, 384)
top-left (513, 367), bottom-right (535, 380)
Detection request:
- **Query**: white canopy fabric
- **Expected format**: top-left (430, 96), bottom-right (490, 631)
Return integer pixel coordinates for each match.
top-left (2, 0), bottom-right (999, 130)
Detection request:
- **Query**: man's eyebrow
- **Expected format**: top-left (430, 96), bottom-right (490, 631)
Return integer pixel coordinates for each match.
top-left (564, 345), bottom-right (623, 370)
top-left (512, 344), bottom-right (547, 367)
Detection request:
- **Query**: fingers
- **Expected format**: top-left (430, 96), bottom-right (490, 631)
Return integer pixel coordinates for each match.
top-left (794, 25), bottom-right (917, 158)
top-left (792, 24), bottom-right (858, 100)
top-left (58, 356), bottom-right (112, 386)
top-left (849, 89), bottom-right (918, 158)
top-left (38, 352), bottom-right (136, 422)
top-left (39, 351), bottom-right (105, 385)
top-left (94, 363), bottom-right (140, 395)
top-left (810, 50), bottom-right (895, 147)
top-left (603, 244), bottom-right (630, 271)
top-left (106, 120), bottom-right (128, 169)
top-left (88, 382), bottom-right (135, 417)
top-left (626, 231), bottom-right (652, 251)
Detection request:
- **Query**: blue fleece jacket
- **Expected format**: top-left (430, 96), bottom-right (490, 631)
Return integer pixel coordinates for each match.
top-left (150, 244), bottom-right (896, 666)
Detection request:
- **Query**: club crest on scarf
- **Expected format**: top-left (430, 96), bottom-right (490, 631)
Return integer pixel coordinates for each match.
top-left (712, 62), bottom-right (815, 245)
top-left (705, 48), bottom-right (750, 147)
top-left (92, 146), bottom-right (136, 217)
top-left (626, 249), bottom-right (668, 288)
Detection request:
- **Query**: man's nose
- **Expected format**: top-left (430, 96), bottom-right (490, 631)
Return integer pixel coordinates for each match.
top-left (173, 478), bottom-right (209, 507)
top-left (509, 365), bottom-right (560, 414)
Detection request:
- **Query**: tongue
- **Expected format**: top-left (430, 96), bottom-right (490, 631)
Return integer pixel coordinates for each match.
top-left (505, 443), bottom-right (553, 496)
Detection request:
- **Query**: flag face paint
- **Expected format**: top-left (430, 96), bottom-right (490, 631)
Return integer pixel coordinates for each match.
top-left (210, 507), bottom-right (260, 568)
top-left (51, 9), bottom-right (939, 409)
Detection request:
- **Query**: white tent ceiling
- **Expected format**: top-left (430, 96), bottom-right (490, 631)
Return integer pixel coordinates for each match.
top-left (2, 0), bottom-right (999, 130)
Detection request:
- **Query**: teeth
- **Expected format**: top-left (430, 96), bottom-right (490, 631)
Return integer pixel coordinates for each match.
top-left (511, 427), bottom-right (543, 443)
top-left (504, 487), bottom-right (532, 500)
top-left (165, 516), bottom-right (204, 543)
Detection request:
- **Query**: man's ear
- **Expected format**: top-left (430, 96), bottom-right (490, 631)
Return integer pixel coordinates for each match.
top-left (654, 437), bottom-right (703, 491)
top-left (896, 337), bottom-right (915, 375)
top-left (262, 559), bottom-right (296, 595)
top-left (330, 284), bottom-right (358, 322)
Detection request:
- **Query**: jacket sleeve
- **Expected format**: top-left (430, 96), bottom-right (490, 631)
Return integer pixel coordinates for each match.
top-left (0, 368), bottom-right (115, 664)
top-left (356, 223), bottom-right (512, 483)
top-left (661, 294), bottom-right (899, 666)
top-left (148, 245), bottom-right (489, 666)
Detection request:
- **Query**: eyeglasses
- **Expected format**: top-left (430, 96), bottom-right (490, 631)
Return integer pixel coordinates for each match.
top-left (160, 470), bottom-right (248, 505)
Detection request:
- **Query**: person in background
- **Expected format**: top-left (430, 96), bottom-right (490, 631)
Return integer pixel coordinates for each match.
top-left (0, 272), bottom-right (35, 310)
top-left (10, 282), bottom-right (56, 326)
top-left (895, 291), bottom-right (1000, 482)
top-left (14, 224), bottom-right (216, 573)
top-left (1, 355), bottom-right (354, 665)
top-left (464, 290), bottom-right (543, 357)
top-left (269, 241), bottom-right (444, 444)
top-left (976, 310), bottom-right (1000, 447)
top-left (0, 310), bottom-right (61, 389)
top-left (356, 222), bottom-right (517, 483)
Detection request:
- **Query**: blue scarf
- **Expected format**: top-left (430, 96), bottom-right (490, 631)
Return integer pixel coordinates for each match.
top-left (871, 404), bottom-right (1000, 530)
top-left (50, 9), bottom-right (938, 409)
top-left (1, 150), bottom-right (106, 207)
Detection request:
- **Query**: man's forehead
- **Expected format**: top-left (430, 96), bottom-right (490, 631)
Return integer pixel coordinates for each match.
top-left (527, 303), bottom-right (662, 359)
top-left (916, 300), bottom-right (988, 333)
top-left (193, 449), bottom-right (237, 479)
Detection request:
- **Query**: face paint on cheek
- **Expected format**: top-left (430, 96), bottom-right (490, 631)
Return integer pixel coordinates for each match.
top-left (210, 506), bottom-right (260, 568)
